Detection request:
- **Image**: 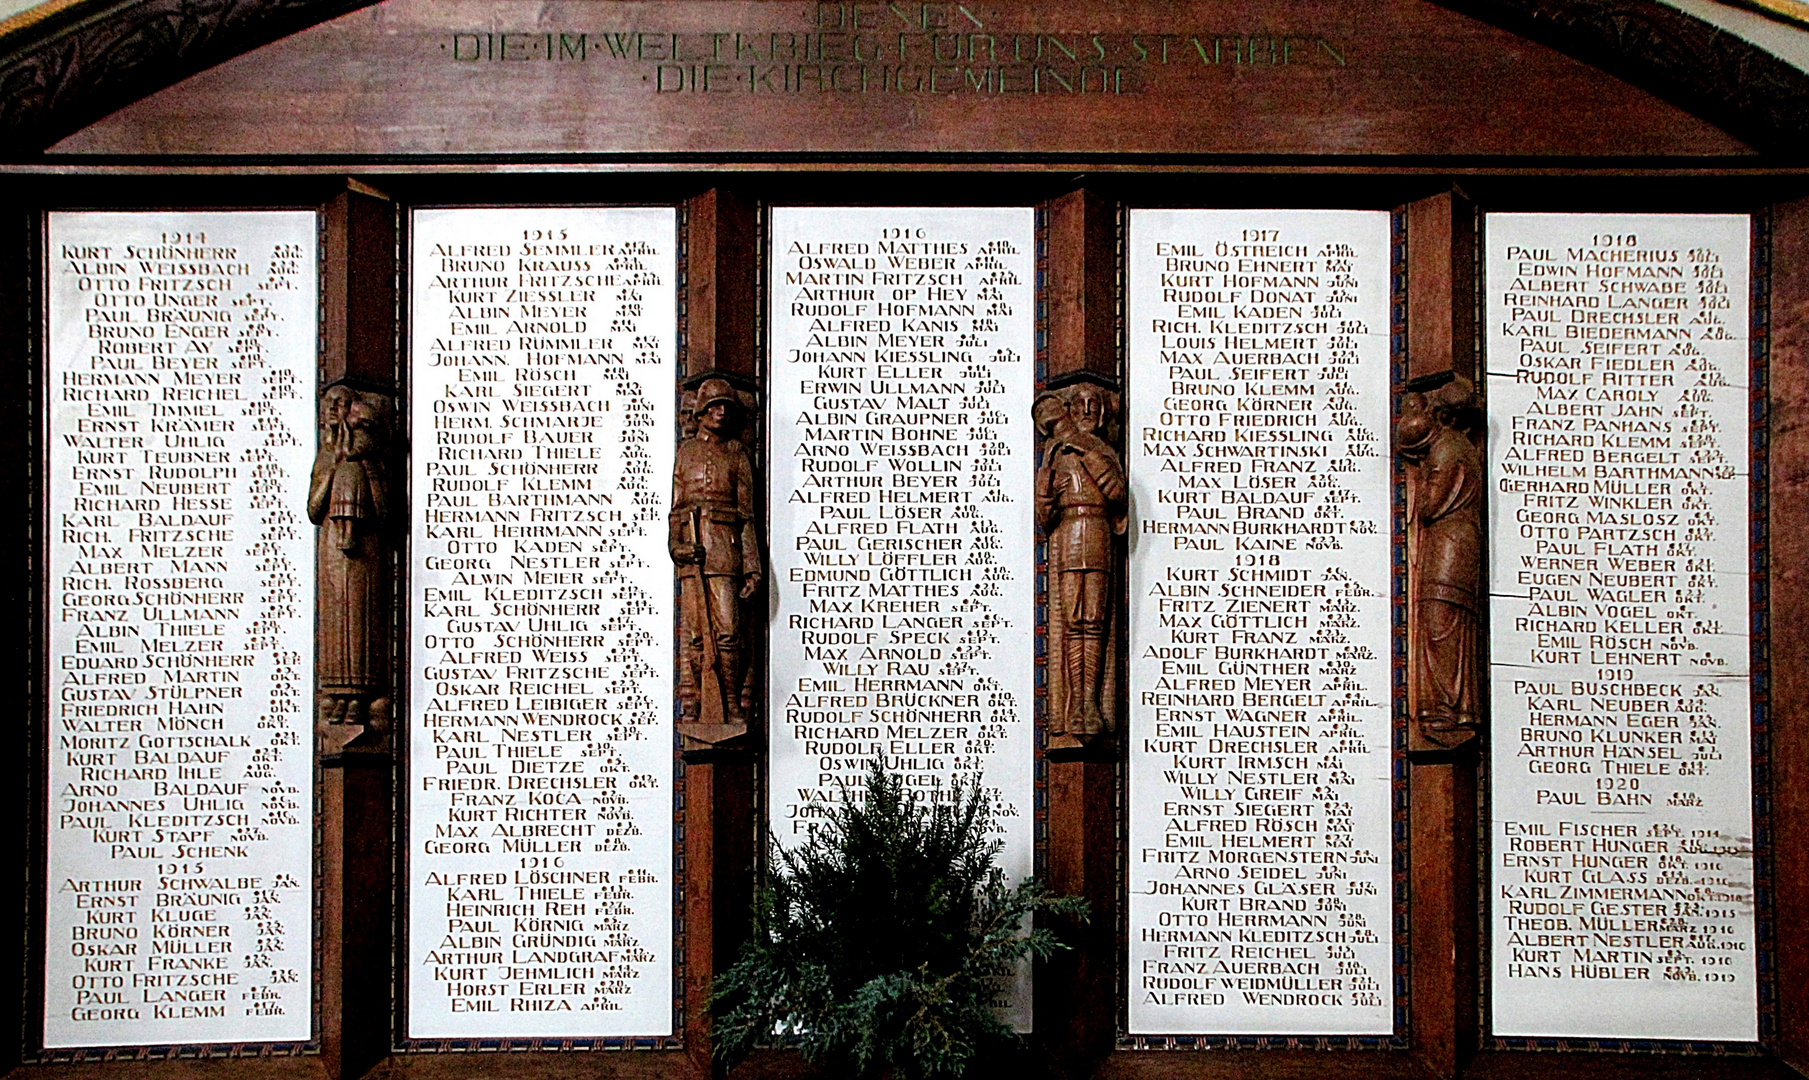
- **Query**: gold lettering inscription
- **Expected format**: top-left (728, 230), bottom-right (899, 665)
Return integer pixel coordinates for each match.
top-left (436, 21), bottom-right (1351, 95)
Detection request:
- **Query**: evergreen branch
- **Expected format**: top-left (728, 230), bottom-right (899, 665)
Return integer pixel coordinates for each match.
top-left (710, 761), bottom-right (1089, 1079)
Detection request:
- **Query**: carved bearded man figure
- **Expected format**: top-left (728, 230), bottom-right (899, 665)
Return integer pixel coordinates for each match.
top-left (1398, 372), bottom-right (1483, 744)
top-left (309, 384), bottom-right (390, 735)
top-left (1036, 380), bottom-right (1127, 740)
top-left (670, 379), bottom-right (761, 728)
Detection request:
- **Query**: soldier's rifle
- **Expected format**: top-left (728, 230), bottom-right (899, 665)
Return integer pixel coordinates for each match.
top-left (688, 504), bottom-right (728, 726)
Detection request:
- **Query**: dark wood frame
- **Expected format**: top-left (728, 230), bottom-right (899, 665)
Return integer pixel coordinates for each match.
top-left (4, 167), bottom-right (1809, 1080)
top-left (1468, 206), bottom-right (1777, 1060)
top-left (4, 0), bottom-right (1809, 157)
top-left (24, 190), bottom-right (358, 1070)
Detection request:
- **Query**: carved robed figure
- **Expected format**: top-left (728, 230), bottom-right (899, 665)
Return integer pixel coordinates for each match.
top-left (670, 377), bottom-right (761, 735)
top-left (1036, 378), bottom-right (1127, 744)
top-left (1398, 371), bottom-right (1484, 748)
top-left (309, 383), bottom-right (392, 744)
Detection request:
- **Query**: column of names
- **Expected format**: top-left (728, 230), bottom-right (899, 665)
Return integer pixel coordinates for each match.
top-left (407, 207), bottom-right (675, 1038)
top-left (766, 206), bottom-right (1037, 1026)
top-left (1126, 209), bottom-right (1394, 1035)
top-left (45, 211), bottom-right (316, 1047)
top-left (1487, 213), bottom-right (1756, 1041)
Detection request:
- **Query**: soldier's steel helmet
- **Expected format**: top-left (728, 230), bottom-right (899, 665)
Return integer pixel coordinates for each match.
top-left (694, 378), bottom-right (740, 413)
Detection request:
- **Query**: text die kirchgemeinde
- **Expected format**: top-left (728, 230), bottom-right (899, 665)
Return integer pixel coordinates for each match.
top-left (1127, 210), bottom-right (1394, 1035)
top-left (1487, 214), bottom-right (1756, 1041)
top-left (408, 208), bottom-right (674, 1038)
top-left (46, 212), bottom-right (317, 1047)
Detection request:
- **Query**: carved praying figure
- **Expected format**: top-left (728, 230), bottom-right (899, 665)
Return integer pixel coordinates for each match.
top-left (1036, 376), bottom-right (1128, 743)
top-left (309, 383), bottom-right (392, 743)
top-left (671, 376), bottom-right (762, 734)
top-left (1398, 371), bottom-right (1484, 748)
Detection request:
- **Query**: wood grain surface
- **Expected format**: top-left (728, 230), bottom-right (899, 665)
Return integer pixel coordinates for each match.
top-left (50, 0), bottom-right (1752, 158)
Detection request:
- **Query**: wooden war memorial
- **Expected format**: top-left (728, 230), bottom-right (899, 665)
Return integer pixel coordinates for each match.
top-left (2, 1), bottom-right (1809, 1078)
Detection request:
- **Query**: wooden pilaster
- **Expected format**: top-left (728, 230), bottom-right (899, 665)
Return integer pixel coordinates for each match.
top-left (680, 189), bottom-right (760, 1079)
top-left (1037, 188), bottom-right (1120, 1074)
top-left (684, 189), bottom-right (759, 380)
top-left (1401, 190), bottom-right (1481, 1080)
top-left (316, 182), bottom-right (397, 1080)
top-left (1405, 192), bottom-right (1477, 383)
top-left (1766, 195), bottom-right (1809, 1076)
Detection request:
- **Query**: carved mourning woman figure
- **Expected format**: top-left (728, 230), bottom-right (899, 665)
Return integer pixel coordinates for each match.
top-left (1397, 373), bottom-right (1483, 746)
top-left (1036, 380), bottom-right (1127, 742)
top-left (309, 384), bottom-right (391, 737)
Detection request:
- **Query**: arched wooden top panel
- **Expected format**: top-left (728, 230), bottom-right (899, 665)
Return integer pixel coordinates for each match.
top-left (34, 0), bottom-right (1765, 159)
top-left (0, 0), bottom-right (379, 156)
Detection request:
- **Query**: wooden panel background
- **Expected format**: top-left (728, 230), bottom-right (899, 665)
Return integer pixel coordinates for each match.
top-left (3, 171), bottom-right (1808, 1080)
top-left (48, 0), bottom-right (1752, 159)
top-left (1, 0), bottom-right (1808, 1072)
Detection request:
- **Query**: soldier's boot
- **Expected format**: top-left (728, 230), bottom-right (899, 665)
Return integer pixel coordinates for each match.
top-left (717, 646), bottom-right (747, 726)
top-left (1077, 635), bottom-right (1107, 737)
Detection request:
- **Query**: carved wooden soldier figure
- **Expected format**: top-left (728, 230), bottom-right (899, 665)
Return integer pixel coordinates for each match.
top-left (1036, 377), bottom-right (1127, 743)
top-left (309, 383), bottom-right (391, 745)
top-left (1398, 371), bottom-right (1484, 748)
top-left (671, 377), bottom-right (761, 734)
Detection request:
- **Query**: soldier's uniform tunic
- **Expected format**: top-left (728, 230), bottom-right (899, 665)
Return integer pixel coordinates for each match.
top-left (670, 422), bottom-right (758, 723)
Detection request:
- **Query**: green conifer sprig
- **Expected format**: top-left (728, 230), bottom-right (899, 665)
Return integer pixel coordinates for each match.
top-left (711, 762), bottom-right (1088, 1079)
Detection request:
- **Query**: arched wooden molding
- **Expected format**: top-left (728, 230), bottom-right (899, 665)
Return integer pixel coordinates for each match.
top-left (0, 0), bottom-right (382, 152)
top-left (1447, 0), bottom-right (1809, 155)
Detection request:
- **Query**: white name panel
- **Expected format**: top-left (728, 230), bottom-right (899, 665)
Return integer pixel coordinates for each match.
top-left (407, 207), bottom-right (675, 1038)
top-left (46, 211), bottom-right (317, 1047)
top-left (1126, 209), bottom-right (1394, 1035)
top-left (766, 206), bottom-right (1037, 1028)
top-left (1487, 213), bottom-right (1755, 1041)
